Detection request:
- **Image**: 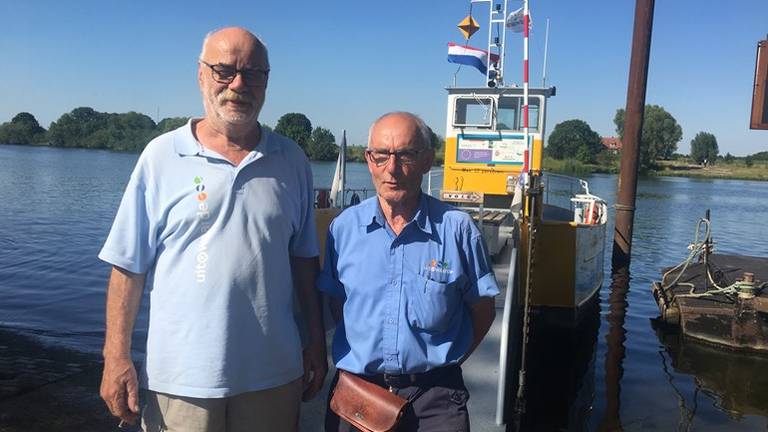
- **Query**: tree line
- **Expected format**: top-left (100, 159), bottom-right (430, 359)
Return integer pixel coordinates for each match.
top-left (0, 108), bottom-right (188, 152)
top-left (274, 112), bottom-right (444, 165)
top-left (0, 109), bottom-right (444, 165)
top-left (545, 105), bottom-right (761, 172)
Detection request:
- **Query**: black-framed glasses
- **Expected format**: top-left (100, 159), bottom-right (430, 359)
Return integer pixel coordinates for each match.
top-left (365, 148), bottom-right (425, 167)
top-left (199, 60), bottom-right (269, 87)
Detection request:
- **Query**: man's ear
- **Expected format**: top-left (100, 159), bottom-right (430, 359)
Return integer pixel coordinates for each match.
top-left (421, 149), bottom-right (436, 174)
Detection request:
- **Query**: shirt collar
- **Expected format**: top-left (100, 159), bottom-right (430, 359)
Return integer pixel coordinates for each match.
top-left (366, 192), bottom-right (433, 236)
top-left (174, 118), bottom-right (274, 158)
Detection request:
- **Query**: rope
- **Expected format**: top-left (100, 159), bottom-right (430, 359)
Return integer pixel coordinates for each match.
top-left (661, 218), bottom-right (711, 292)
top-left (661, 218), bottom-right (766, 299)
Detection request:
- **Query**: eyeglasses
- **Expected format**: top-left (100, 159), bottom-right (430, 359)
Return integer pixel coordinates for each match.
top-left (199, 60), bottom-right (269, 87)
top-left (365, 148), bottom-right (425, 167)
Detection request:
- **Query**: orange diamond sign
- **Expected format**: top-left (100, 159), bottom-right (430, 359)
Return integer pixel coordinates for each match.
top-left (457, 15), bottom-right (480, 40)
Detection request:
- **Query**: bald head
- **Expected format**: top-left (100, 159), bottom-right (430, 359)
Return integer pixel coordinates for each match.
top-left (200, 27), bottom-right (269, 69)
top-left (368, 112), bottom-right (434, 151)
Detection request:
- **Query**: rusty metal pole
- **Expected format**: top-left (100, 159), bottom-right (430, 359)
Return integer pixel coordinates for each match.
top-left (612, 0), bottom-right (655, 269)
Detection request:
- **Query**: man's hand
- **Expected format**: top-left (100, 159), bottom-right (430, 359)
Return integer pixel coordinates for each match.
top-left (100, 356), bottom-right (140, 425)
top-left (301, 337), bottom-right (328, 401)
top-left (101, 266), bottom-right (145, 425)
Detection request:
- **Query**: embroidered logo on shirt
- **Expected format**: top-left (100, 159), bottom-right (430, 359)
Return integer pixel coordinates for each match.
top-left (425, 259), bottom-right (453, 275)
top-left (194, 176), bottom-right (213, 283)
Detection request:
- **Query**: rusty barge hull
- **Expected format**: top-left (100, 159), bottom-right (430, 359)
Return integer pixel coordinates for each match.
top-left (652, 254), bottom-right (768, 352)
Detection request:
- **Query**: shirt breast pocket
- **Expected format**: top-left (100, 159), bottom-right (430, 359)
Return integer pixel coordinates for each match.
top-left (406, 273), bottom-right (462, 333)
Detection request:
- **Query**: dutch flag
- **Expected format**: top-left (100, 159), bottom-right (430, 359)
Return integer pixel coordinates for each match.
top-left (447, 42), bottom-right (499, 75)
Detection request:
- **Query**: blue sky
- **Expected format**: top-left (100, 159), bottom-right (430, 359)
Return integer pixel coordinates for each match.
top-left (1, 0), bottom-right (766, 155)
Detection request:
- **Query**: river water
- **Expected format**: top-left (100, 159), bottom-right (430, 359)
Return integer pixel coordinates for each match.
top-left (1, 144), bottom-right (767, 430)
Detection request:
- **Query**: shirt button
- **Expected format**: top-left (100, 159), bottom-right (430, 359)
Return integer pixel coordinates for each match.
top-left (388, 318), bottom-right (394, 324)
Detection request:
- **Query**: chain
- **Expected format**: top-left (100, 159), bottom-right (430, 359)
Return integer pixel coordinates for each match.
top-left (514, 175), bottom-right (540, 416)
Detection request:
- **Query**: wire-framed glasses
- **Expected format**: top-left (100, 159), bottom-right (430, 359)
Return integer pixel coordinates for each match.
top-left (200, 60), bottom-right (269, 87)
top-left (365, 148), bottom-right (425, 167)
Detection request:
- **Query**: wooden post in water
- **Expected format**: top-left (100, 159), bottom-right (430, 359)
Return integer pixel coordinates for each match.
top-left (612, 0), bottom-right (655, 269)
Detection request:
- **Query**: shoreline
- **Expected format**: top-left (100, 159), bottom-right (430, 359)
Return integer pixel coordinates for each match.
top-left (0, 328), bottom-right (118, 432)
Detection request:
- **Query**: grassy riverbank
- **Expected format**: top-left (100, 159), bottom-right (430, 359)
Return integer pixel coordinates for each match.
top-left (543, 156), bottom-right (768, 181)
top-left (653, 160), bottom-right (768, 181)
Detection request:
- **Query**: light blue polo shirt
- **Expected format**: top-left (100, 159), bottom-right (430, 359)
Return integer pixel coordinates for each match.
top-left (317, 193), bottom-right (499, 375)
top-left (99, 120), bottom-right (318, 398)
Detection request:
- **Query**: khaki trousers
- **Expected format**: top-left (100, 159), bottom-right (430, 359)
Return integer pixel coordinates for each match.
top-left (142, 378), bottom-right (302, 432)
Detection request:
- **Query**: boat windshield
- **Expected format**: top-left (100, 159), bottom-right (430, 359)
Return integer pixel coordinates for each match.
top-left (497, 96), bottom-right (540, 132)
top-left (453, 97), bottom-right (495, 128)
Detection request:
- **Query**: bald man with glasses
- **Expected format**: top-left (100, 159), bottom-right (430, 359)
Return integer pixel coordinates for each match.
top-left (98, 27), bottom-right (326, 431)
top-left (318, 112), bottom-right (499, 431)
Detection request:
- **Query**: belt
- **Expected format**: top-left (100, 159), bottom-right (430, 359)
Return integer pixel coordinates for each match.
top-left (367, 365), bottom-right (460, 389)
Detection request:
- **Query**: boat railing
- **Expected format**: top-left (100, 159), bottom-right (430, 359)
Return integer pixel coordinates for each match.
top-left (425, 168), bottom-right (444, 197)
top-left (314, 188), bottom-right (374, 209)
top-left (541, 172), bottom-right (587, 213)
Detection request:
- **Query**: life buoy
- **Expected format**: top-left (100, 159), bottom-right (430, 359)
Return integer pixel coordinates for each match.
top-left (585, 200), bottom-right (600, 224)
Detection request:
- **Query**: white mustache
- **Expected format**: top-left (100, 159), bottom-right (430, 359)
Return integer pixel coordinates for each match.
top-left (218, 91), bottom-right (252, 104)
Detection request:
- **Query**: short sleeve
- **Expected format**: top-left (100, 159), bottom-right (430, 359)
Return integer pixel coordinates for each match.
top-left (289, 156), bottom-right (319, 258)
top-left (98, 165), bottom-right (157, 274)
top-left (316, 223), bottom-right (345, 298)
top-left (461, 225), bottom-right (500, 304)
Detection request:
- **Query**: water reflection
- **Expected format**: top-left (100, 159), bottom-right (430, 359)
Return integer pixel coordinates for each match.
top-left (505, 297), bottom-right (601, 431)
top-left (653, 320), bottom-right (768, 421)
top-left (598, 267), bottom-right (630, 431)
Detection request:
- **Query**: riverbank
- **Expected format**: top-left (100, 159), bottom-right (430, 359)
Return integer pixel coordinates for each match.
top-left (653, 160), bottom-right (768, 181)
top-left (543, 157), bottom-right (768, 181)
top-left (0, 328), bottom-right (116, 432)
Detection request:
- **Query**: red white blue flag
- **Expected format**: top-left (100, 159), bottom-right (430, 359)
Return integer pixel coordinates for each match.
top-left (447, 42), bottom-right (499, 75)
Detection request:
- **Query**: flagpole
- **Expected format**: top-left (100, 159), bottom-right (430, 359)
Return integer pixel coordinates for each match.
top-left (523, 0), bottom-right (530, 175)
top-left (340, 130), bottom-right (347, 209)
top-left (542, 18), bottom-right (550, 87)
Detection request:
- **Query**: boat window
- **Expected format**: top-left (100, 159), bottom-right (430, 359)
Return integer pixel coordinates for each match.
top-left (497, 96), bottom-right (540, 132)
top-left (453, 97), bottom-right (494, 128)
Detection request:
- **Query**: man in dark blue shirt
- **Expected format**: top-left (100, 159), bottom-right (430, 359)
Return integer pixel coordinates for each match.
top-left (318, 112), bottom-right (499, 431)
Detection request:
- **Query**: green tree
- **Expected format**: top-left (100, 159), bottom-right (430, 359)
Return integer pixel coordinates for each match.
top-left (307, 127), bottom-right (337, 161)
top-left (614, 105), bottom-right (682, 170)
top-left (347, 145), bottom-right (367, 162)
top-left (274, 113), bottom-right (312, 150)
top-left (99, 112), bottom-right (157, 151)
top-left (432, 132), bottom-right (445, 167)
top-left (723, 152), bottom-right (735, 164)
top-left (48, 107), bottom-right (108, 148)
top-left (689, 132), bottom-right (719, 165)
top-left (0, 112), bottom-right (47, 145)
top-left (546, 119), bottom-right (602, 163)
top-left (745, 155), bottom-right (754, 167)
top-left (156, 117), bottom-right (190, 134)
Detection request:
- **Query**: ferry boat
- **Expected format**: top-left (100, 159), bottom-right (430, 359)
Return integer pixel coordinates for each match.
top-left (439, 1), bottom-right (607, 323)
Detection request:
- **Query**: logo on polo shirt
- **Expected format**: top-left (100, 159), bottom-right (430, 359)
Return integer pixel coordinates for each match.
top-left (194, 176), bottom-right (213, 283)
top-left (425, 259), bottom-right (453, 275)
